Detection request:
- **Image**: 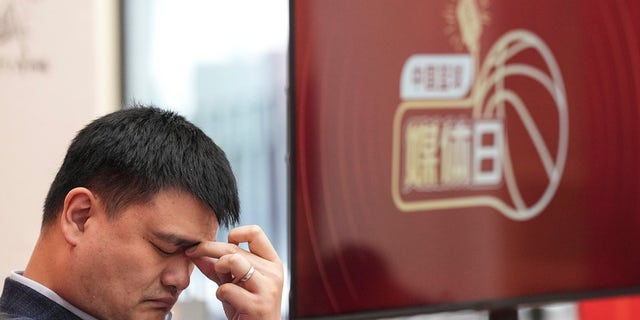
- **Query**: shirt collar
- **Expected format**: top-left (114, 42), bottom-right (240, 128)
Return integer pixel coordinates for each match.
top-left (10, 271), bottom-right (99, 320)
top-left (10, 271), bottom-right (173, 320)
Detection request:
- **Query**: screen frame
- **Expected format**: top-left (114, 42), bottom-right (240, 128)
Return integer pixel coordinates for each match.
top-left (286, 1), bottom-right (640, 318)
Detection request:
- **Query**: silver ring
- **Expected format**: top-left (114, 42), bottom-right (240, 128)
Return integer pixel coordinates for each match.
top-left (239, 265), bottom-right (255, 282)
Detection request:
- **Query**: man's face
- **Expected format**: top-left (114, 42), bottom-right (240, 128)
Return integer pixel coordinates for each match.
top-left (69, 189), bottom-right (218, 320)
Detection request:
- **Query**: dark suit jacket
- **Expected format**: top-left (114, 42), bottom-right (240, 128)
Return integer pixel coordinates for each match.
top-left (0, 277), bottom-right (83, 320)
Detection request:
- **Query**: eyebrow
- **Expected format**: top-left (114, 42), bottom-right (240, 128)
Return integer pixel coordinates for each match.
top-left (153, 232), bottom-right (201, 248)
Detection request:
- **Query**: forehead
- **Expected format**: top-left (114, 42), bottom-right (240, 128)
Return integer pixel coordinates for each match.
top-left (126, 189), bottom-right (219, 241)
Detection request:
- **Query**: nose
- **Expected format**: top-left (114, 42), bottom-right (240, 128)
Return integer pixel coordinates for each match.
top-left (161, 254), bottom-right (194, 292)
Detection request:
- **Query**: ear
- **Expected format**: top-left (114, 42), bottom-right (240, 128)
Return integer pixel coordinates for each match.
top-left (60, 187), bottom-right (98, 246)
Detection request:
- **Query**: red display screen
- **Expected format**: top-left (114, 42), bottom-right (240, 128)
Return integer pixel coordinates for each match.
top-left (290, 0), bottom-right (640, 318)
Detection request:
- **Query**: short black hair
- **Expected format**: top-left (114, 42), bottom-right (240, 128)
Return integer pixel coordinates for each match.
top-left (42, 105), bottom-right (239, 228)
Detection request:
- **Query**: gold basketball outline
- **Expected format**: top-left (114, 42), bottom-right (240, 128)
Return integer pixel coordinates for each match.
top-left (391, 29), bottom-right (569, 221)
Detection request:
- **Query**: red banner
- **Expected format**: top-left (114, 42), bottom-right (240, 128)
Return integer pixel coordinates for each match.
top-left (292, 0), bottom-right (640, 318)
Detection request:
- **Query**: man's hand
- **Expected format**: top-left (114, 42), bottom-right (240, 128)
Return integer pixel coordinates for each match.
top-left (186, 225), bottom-right (284, 319)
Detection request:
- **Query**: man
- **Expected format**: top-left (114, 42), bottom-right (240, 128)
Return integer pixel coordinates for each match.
top-left (0, 107), bottom-right (283, 319)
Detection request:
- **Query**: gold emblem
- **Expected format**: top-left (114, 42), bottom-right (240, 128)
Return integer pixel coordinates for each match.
top-left (392, 0), bottom-right (569, 220)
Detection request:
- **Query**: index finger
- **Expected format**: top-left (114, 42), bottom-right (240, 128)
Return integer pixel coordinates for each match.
top-left (228, 225), bottom-right (280, 262)
top-left (186, 241), bottom-right (238, 260)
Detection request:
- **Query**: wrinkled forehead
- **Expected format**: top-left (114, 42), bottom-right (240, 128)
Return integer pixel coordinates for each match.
top-left (131, 189), bottom-right (220, 240)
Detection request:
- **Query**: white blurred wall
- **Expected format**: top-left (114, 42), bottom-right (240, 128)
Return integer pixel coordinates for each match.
top-left (0, 0), bottom-right (119, 275)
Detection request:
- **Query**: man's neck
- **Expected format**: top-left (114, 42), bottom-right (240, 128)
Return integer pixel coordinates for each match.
top-left (23, 230), bottom-right (68, 295)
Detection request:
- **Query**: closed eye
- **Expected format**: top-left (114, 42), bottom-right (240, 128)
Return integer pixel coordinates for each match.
top-left (152, 242), bottom-right (176, 256)
top-left (148, 232), bottom-right (201, 256)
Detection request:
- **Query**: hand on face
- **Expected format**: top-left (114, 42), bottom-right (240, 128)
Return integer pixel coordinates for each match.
top-left (185, 225), bottom-right (284, 320)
